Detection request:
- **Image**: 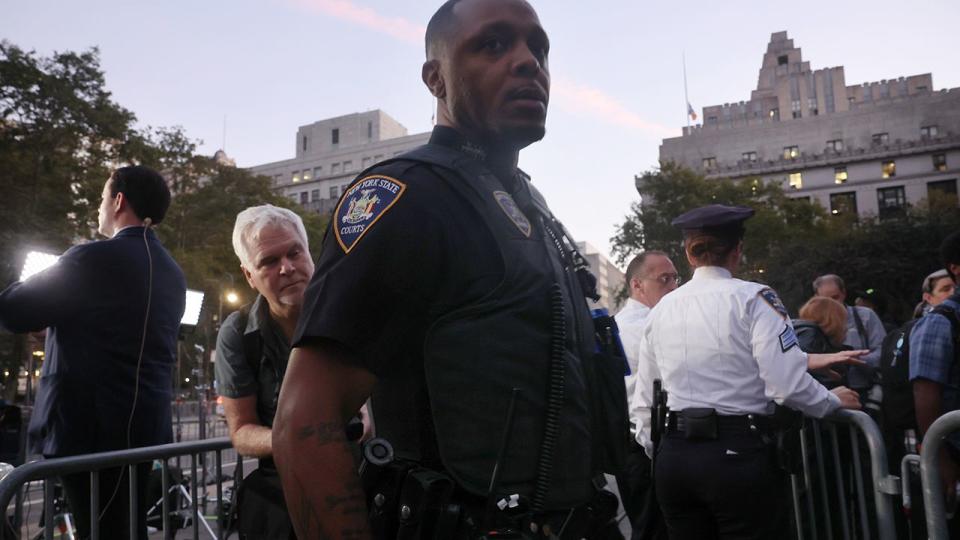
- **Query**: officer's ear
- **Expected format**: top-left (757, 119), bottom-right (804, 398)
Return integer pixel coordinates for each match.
top-left (422, 59), bottom-right (446, 100)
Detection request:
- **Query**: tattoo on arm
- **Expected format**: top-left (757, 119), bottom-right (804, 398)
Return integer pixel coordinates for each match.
top-left (294, 475), bottom-right (323, 539)
top-left (297, 421), bottom-right (346, 446)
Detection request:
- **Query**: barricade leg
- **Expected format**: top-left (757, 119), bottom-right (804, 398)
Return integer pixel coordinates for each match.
top-left (162, 459), bottom-right (171, 540)
top-left (812, 421), bottom-right (833, 540)
top-left (827, 424), bottom-right (852, 540)
top-left (90, 470), bottom-right (99, 540)
top-left (799, 421), bottom-right (818, 540)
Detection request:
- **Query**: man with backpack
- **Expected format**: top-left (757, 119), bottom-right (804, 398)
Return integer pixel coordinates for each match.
top-left (911, 231), bottom-right (960, 513)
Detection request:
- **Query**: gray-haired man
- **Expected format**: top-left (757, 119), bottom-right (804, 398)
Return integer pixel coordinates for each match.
top-left (215, 204), bottom-right (314, 539)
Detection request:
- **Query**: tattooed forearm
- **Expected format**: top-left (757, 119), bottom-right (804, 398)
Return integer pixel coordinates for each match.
top-left (297, 421), bottom-right (347, 445)
top-left (294, 474), bottom-right (324, 539)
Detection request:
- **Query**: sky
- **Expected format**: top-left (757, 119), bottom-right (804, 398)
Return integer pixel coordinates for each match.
top-left (3, 0), bottom-right (959, 265)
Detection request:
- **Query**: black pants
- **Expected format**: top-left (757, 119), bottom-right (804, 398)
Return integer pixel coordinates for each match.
top-left (617, 442), bottom-right (667, 540)
top-left (59, 462), bottom-right (151, 540)
top-left (655, 432), bottom-right (787, 540)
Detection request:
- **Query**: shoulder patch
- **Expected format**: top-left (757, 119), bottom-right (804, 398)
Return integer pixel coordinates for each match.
top-left (493, 191), bottom-right (532, 237)
top-left (334, 175), bottom-right (407, 253)
top-left (779, 324), bottom-right (799, 352)
top-left (758, 288), bottom-right (789, 320)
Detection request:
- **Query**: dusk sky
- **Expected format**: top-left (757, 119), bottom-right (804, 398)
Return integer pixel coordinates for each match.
top-left (4, 0), bottom-right (959, 263)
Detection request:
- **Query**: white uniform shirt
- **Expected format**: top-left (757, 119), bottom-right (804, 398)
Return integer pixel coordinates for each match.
top-left (631, 266), bottom-right (840, 457)
top-left (615, 297), bottom-right (652, 424)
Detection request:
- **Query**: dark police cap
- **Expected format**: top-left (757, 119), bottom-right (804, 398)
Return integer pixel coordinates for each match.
top-left (671, 204), bottom-right (755, 230)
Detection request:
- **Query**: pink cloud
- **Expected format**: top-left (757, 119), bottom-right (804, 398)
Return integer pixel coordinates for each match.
top-left (290, 0), bottom-right (425, 45)
top-left (551, 77), bottom-right (676, 137)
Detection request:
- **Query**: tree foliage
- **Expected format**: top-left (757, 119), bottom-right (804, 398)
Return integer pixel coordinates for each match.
top-left (611, 162), bottom-right (959, 323)
top-left (0, 42), bottom-right (329, 397)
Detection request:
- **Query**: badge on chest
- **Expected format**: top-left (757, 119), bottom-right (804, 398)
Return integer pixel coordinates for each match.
top-left (492, 191), bottom-right (532, 237)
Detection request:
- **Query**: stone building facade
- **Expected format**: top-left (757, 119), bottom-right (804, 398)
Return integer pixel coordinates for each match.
top-left (658, 31), bottom-right (960, 218)
top-left (250, 110), bottom-right (430, 215)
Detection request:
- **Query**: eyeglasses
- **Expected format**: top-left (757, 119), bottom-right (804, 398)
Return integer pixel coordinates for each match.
top-left (646, 273), bottom-right (681, 286)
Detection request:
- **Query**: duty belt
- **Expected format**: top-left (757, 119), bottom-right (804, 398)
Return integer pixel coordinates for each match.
top-left (666, 409), bottom-right (777, 436)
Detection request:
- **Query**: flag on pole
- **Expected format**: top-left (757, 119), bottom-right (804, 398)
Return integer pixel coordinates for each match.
top-left (687, 102), bottom-right (698, 121)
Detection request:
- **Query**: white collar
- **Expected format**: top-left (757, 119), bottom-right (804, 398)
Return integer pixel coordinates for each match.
top-left (692, 266), bottom-right (733, 280)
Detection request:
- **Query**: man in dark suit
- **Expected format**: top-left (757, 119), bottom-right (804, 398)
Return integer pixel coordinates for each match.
top-left (0, 165), bottom-right (186, 539)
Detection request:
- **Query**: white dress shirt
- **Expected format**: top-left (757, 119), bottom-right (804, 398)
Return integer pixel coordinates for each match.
top-left (631, 266), bottom-right (840, 457)
top-left (615, 297), bottom-right (652, 420)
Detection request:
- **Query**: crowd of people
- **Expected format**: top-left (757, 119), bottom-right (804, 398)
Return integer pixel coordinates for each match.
top-left (0, 0), bottom-right (957, 539)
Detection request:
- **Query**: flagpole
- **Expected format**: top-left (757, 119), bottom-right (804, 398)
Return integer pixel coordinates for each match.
top-left (683, 52), bottom-right (690, 129)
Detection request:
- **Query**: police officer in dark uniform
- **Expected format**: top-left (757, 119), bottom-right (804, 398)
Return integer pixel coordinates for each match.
top-left (272, 0), bottom-right (628, 538)
top-left (632, 205), bottom-right (865, 540)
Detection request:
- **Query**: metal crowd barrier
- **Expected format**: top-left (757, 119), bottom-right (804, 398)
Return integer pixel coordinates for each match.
top-left (0, 437), bottom-right (236, 540)
top-left (917, 410), bottom-right (960, 540)
top-left (789, 409), bottom-right (900, 540)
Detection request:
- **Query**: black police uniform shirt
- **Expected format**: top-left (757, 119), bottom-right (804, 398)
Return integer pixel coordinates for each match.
top-left (294, 126), bottom-right (595, 508)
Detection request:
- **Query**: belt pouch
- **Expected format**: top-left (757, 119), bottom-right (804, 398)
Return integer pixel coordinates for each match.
top-left (682, 408), bottom-right (718, 440)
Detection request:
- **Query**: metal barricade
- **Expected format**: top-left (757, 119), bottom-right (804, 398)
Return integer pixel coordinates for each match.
top-left (918, 409), bottom-right (960, 540)
top-left (0, 437), bottom-right (239, 540)
top-left (789, 409), bottom-right (900, 540)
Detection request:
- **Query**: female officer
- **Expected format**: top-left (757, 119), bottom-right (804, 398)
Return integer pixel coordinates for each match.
top-left (632, 204), bottom-right (863, 540)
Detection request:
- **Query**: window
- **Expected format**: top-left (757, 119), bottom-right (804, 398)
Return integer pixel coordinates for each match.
top-left (872, 132), bottom-right (889, 146)
top-left (702, 157), bottom-right (717, 170)
top-left (374, 155), bottom-right (384, 161)
top-left (331, 162), bottom-right (341, 174)
top-left (330, 185), bottom-right (340, 198)
top-left (362, 157), bottom-right (371, 169)
top-left (742, 151), bottom-right (757, 163)
top-left (777, 55), bottom-right (788, 66)
top-left (332, 128), bottom-right (340, 145)
top-left (848, 96), bottom-right (856, 105)
top-left (769, 108), bottom-right (780, 121)
top-left (310, 189), bottom-right (320, 202)
top-left (808, 97), bottom-right (818, 116)
top-left (921, 125), bottom-right (939, 139)
top-left (292, 172), bottom-right (301, 183)
top-left (302, 136), bottom-right (309, 152)
top-left (834, 167), bottom-right (848, 184)
top-left (289, 193), bottom-right (299, 202)
top-left (343, 160), bottom-right (354, 172)
top-left (367, 121), bottom-right (373, 139)
top-left (882, 160), bottom-right (896, 179)
top-left (299, 192), bottom-right (308, 204)
top-left (302, 169), bottom-right (312, 181)
top-left (788, 172), bottom-right (803, 190)
top-left (927, 178), bottom-right (957, 206)
top-left (916, 85), bottom-right (928, 92)
top-left (706, 115), bottom-right (718, 125)
top-left (877, 186), bottom-right (906, 220)
top-left (783, 146), bottom-right (799, 160)
top-left (313, 166), bottom-right (323, 178)
top-left (791, 100), bottom-right (801, 119)
top-left (830, 191), bottom-right (858, 216)
top-left (933, 153), bottom-right (947, 172)
top-left (826, 139), bottom-right (844, 153)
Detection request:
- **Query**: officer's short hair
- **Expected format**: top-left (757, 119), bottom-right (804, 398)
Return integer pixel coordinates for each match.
top-left (625, 250), bottom-right (668, 284)
top-left (109, 165), bottom-right (171, 225)
top-left (684, 230), bottom-right (739, 267)
top-left (232, 205), bottom-right (309, 270)
top-left (425, 0), bottom-right (467, 58)
top-left (940, 231), bottom-right (960, 281)
top-left (812, 274), bottom-right (845, 294)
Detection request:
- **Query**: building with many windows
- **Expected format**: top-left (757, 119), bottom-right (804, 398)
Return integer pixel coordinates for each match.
top-left (250, 110), bottom-right (430, 215)
top-left (576, 241), bottom-right (625, 313)
top-left (657, 31), bottom-right (960, 219)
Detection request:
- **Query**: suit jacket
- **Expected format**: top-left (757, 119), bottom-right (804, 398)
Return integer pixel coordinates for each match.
top-left (0, 227), bottom-right (186, 456)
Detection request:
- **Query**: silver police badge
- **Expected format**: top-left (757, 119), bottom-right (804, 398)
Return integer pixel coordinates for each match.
top-left (493, 191), bottom-right (531, 237)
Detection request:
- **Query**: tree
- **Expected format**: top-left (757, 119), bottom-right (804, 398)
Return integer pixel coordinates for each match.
top-left (611, 162), bottom-right (960, 322)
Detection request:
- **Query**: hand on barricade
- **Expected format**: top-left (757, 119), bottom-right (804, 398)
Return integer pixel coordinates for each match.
top-left (830, 386), bottom-right (861, 410)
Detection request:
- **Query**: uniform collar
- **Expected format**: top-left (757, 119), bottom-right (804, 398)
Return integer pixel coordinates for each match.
top-left (692, 266), bottom-right (732, 280)
top-left (113, 226), bottom-right (155, 240)
top-left (624, 297), bottom-right (652, 313)
top-left (429, 126), bottom-right (520, 188)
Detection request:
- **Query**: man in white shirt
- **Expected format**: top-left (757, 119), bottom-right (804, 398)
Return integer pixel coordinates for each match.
top-left (615, 250), bottom-right (678, 540)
